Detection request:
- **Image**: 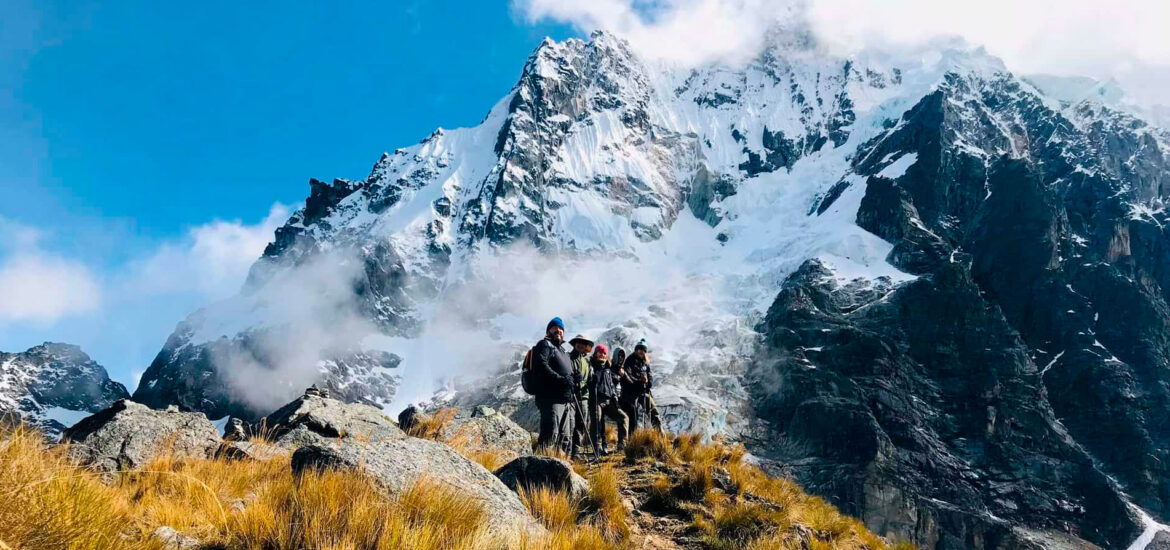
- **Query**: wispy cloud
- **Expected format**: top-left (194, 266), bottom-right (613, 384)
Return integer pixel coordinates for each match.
top-left (0, 253), bottom-right (103, 324)
top-left (121, 203), bottom-right (289, 301)
top-left (516, 0), bottom-right (798, 66)
top-left (515, 0), bottom-right (1170, 113)
top-left (0, 217), bottom-right (103, 324)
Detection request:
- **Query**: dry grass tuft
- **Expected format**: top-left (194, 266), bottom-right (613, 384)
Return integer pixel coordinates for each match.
top-left (519, 479), bottom-right (622, 550)
top-left (0, 425), bottom-right (162, 550)
top-left (521, 486), bottom-right (582, 533)
top-left (623, 429), bottom-right (674, 463)
top-left (464, 448), bottom-right (513, 472)
top-left (405, 407), bottom-right (457, 440)
top-left (585, 464), bottom-right (630, 542)
top-left (675, 455), bottom-right (716, 502)
top-left (644, 473), bottom-right (677, 511)
top-left (1, 424), bottom-right (497, 550)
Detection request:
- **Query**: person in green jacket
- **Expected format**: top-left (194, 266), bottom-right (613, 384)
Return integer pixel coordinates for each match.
top-left (567, 333), bottom-right (594, 459)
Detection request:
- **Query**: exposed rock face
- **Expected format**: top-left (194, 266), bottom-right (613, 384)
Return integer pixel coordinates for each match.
top-left (291, 440), bottom-right (543, 539)
top-left (494, 455), bottom-right (589, 501)
top-left (0, 342), bottom-right (129, 438)
top-left (62, 400), bottom-right (220, 474)
top-left (262, 389), bottom-right (404, 449)
top-left (442, 406), bottom-right (533, 459)
top-left (752, 69), bottom-right (1170, 548)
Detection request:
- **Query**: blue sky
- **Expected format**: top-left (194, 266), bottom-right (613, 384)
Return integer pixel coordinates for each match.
top-left (0, 0), bottom-right (574, 388)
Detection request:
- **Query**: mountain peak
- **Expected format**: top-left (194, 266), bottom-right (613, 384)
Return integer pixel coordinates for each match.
top-left (1, 343), bottom-right (129, 438)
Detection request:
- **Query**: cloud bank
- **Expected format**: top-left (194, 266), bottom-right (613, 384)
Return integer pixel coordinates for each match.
top-left (122, 203), bottom-right (289, 301)
top-left (516, 0), bottom-right (1170, 112)
top-left (0, 218), bottom-right (102, 323)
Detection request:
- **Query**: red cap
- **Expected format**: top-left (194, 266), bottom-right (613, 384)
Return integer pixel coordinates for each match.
top-left (594, 344), bottom-right (609, 356)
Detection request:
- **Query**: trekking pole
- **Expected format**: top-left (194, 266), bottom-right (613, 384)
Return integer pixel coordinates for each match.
top-left (571, 393), bottom-right (602, 462)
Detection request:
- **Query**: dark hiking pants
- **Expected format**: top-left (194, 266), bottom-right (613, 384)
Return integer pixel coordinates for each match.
top-left (536, 396), bottom-right (573, 454)
top-left (592, 396), bottom-right (628, 449)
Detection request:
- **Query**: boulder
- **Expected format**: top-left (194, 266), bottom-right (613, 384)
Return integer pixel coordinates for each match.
top-left (223, 417), bottom-right (249, 441)
top-left (292, 438), bottom-right (544, 540)
top-left (494, 455), bottom-right (588, 500)
top-left (62, 400), bottom-right (220, 474)
top-left (398, 404), bottom-right (427, 432)
top-left (263, 389), bottom-right (403, 449)
top-left (440, 405), bottom-right (533, 459)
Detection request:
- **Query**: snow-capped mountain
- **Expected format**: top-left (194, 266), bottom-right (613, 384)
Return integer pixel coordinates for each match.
top-left (0, 342), bottom-right (130, 438)
top-left (134, 29), bottom-right (1170, 548)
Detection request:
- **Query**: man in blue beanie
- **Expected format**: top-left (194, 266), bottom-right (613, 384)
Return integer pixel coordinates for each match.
top-left (531, 317), bottom-right (575, 453)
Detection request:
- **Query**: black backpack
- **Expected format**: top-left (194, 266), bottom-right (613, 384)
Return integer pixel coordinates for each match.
top-left (520, 347), bottom-right (537, 395)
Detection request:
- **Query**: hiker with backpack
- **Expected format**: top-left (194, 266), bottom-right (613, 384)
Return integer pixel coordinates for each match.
top-left (567, 334), bottom-right (595, 459)
top-left (524, 317), bottom-right (576, 453)
top-left (590, 345), bottom-right (628, 453)
top-left (620, 338), bottom-right (662, 433)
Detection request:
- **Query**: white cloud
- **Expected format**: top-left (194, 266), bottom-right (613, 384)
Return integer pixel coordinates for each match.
top-left (0, 224), bottom-right (103, 323)
top-left (516, 0), bottom-right (1170, 112)
top-left (803, 0), bottom-right (1170, 76)
top-left (518, 0), bottom-right (799, 66)
top-left (123, 203), bottom-right (290, 300)
top-left (0, 203), bottom-right (289, 327)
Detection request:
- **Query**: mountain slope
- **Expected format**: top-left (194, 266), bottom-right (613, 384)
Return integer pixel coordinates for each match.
top-left (135, 30), bottom-right (1170, 548)
top-left (0, 343), bottom-right (129, 438)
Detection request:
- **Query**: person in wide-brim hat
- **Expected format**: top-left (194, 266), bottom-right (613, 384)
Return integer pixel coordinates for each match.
top-left (569, 334), bottom-right (594, 347)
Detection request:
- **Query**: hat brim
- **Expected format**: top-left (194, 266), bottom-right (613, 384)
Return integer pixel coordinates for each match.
top-left (569, 338), bottom-right (594, 347)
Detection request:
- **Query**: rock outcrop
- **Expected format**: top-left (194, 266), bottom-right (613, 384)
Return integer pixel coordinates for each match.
top-left (442, 406), bottom-right (533, 459)
top-left (62, 400), bottom-right (219, 474)
top-left (494, 455), bottom-right (589, 501)
top-left (292, 439), bottom-right (543, 539)
top-left (263, 387), bottom-right (403, 449)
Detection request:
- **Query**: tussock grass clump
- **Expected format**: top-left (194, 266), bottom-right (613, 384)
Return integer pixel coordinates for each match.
top-left (405, 407), bottom-right (457, 440)
top-left (585, 465), bottom-right (630, 542)
top-left (633, 431), bottom-right (913, 550)
top-left (519, 486), bottom-right (621, 550)
top-left (695, 500), bottom-right (787, 549)
top-left (623, 429), bottom-right (674, 463)
top-left (0, 425), bottom-right (497, 550)
top-left (675, 455), bottom-right (716, 502)
top-left (465, 448), bottom-right (512, 472)
top-left (228, 470), bottom-right (494, 550)
top-left (0, 425), bottom-right (161, 550)
top-left (644, 473), bottom-right (677, 511)
top-left (521, 486), bottom-right (583, 533)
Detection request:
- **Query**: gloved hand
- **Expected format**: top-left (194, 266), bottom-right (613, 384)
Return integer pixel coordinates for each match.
top-left (572, 371), bottom-right (583, 386)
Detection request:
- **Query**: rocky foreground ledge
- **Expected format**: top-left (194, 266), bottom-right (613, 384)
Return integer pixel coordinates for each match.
top-left (25, 386), bottom-right (910, 549)
top-left (61, 387), bottom-right (546, 541)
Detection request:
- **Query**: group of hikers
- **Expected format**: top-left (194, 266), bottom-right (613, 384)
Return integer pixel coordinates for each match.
top-left (522, 316), bottom-right (662, 459)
